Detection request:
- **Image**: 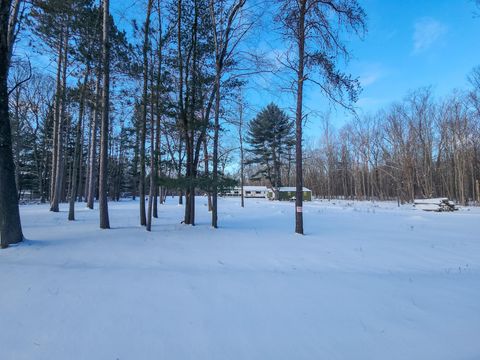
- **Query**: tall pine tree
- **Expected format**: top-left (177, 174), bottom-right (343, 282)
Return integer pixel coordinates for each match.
top-left (246, 103), bottom-right (295, 189)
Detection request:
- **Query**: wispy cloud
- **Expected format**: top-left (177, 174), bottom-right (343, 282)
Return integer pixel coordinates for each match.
top-left (357, 97), bottom-right (388, 109)
top-left (413, 17), bottom-right (448, 53)
top-left (359, 64), bottom-right (386, 88)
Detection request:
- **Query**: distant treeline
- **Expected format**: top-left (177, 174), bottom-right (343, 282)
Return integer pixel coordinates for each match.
top-left (301, 86), bottom-right (480, 205)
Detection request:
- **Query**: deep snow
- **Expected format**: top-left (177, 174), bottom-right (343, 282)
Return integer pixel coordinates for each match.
top-left (1, 197), bottom-right (479, 360)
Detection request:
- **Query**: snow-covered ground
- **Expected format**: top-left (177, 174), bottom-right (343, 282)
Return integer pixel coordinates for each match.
top-left (1, 197), bottom-right (479, 360)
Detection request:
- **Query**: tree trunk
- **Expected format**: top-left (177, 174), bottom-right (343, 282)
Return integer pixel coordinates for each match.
top-left (50, 27), bottom-right (69, 212)
top-left (147, 21), bottom-right (156, 232)
top-left (140, 0), bottom-right (153, 227)
top-left (294, 0), bottom-right (306, 235)
top-left (87, 68), bottom-right (101, 209)
top-left (211, 69), bottom-right (220, 228)
top-left (153, 0), bottom-right (163, 217)
top-left (77, 109), bottom-right (86, 202)
top-left (99, 0), bottom-right (110, 229)
top-left (0, 0), bottom-right (23, 247)
top-left (68, 63), bottom-right (90, 220)
top-left (203, 137), bottom-right (212, 211)
top-left (50, 33), bottom-right (64, 204)
top-left (239, 97), bottom-right (244, 208)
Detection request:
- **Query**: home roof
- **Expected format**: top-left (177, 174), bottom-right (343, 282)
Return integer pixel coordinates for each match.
top-left (275, 187), bottom-right (311, 192)
top-left (233, 186), bottom-right (268, 191)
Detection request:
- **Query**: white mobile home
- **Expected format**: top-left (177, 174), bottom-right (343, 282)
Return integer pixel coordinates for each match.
top-left (225, 186), bottom-right (268, 198)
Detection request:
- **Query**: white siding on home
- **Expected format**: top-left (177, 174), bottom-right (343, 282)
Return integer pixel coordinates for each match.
top-left (225, 186), bottom-right (268, 198)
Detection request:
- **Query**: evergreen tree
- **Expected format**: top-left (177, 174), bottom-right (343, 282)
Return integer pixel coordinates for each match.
top-left (246, 103), bottom-right (295, 189)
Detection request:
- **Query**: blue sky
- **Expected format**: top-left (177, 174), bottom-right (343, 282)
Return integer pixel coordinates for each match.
top-left (240, 0), bottom-right (480, 135)
top-left (350, 0), bottom-right (480, 114)
top-left (18, 0), bottom-right (480, 136)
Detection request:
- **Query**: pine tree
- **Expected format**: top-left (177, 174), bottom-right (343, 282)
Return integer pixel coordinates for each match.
top-left (246, 103), bottom-right (295, 189)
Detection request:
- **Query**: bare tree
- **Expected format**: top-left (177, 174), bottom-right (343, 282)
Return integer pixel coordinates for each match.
top-left (276, 0), bottom-right (366, 234)
top-left (209, 0), bottom-right (247, 228)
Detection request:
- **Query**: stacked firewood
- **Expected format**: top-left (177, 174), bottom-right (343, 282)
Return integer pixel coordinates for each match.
top-left (414, 198), bottom-right (459, 212)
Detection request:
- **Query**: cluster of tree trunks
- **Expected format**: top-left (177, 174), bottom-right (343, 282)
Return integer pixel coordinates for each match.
top-left (5, 0), bottom-right (480, 248)
top-left (300, 88), bottom-right (480, 206)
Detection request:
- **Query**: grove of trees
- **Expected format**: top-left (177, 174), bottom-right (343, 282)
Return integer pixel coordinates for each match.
top-left (302, 86), bottom-right (480, 206)
top-left (1, 0), bottom-right (479, 248)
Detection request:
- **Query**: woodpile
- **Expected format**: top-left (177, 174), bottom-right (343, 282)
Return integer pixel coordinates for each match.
top-left (414, 198), bottom-right (458, 212)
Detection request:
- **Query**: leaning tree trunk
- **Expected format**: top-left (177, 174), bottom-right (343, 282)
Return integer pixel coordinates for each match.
top-left (0, 0), bottom-right (23, 247)
top-left (98, 0), bottom-right (110, 229)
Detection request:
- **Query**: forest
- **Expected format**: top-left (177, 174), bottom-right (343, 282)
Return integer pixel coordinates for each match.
top-left (1, 0), bottom-right (479, 248)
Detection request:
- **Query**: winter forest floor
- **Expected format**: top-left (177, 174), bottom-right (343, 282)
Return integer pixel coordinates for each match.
top-left (1, 197), bottom-right (479, 360)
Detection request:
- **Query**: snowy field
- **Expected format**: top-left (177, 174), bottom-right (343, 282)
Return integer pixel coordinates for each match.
top-left (1, 197), bottom-right (479, 360)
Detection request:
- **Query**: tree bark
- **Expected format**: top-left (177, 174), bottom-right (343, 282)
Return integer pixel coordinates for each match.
top-left (50, 27), bottom-right (69, 212)
top-left (147, 17), bottom-right (156, 231)
top-left (294, 0), bottom-right (306, 235)
top-left (140, 0), bottom-right (153, 227)
top-left (153, 0), bottom-right (163, 216)
top-left (203, 137), bottom-right (212, 211)
top-left (87, 68), bottom-right (101, 209)
top-left (99, 0), bottom-right (110, 229)
top-left (50, 33), bottom-right (64, 204)
top-left (68, 63), bottom-right (90, 220)
top-left (238, 97), bottom-right (244, 208)
top-left (211, 69), bottom-right (220, 228)
top-left (0, 0), bottom-right (23, 248)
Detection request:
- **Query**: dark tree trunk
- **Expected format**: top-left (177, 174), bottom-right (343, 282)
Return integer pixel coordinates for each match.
top-left (211, 70), bottom-right (220, 228)
top-left (153, 0), bottom-right (163, 217)
top-left (0, 0), bottom-right (23, 247)
top-left (147, 23), bottom-right (155, 232)
top-left (203, 138), bottom-right (212, 211)
top-left (50, 33), bottom-right (63, 203)
top-left (50, 28), bottom-right (69, 212)
top-left (68, 63), bottom-right (90, 220)
top-left (208, 0), bottom-right (246, 226)
top-left (177, 0), bottom-right (185, 209)
top-left (87, 69), bottom-right (101, 209)
top-left (77, 110), bottom-right (85, 202)
top-left (132, 117), bottom-right (139, 201)
top-left (99, 0), bottom-right (110, 229)
top-left (294, 0), bottom-right (306, 235)
top-left (140, 0), bottom-right (153, 227)
top-left (238, 97), bottom-right (244, 208)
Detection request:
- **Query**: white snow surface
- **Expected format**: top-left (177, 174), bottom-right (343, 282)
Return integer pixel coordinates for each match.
top-left (1, 197), bottom-right (479, 360)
